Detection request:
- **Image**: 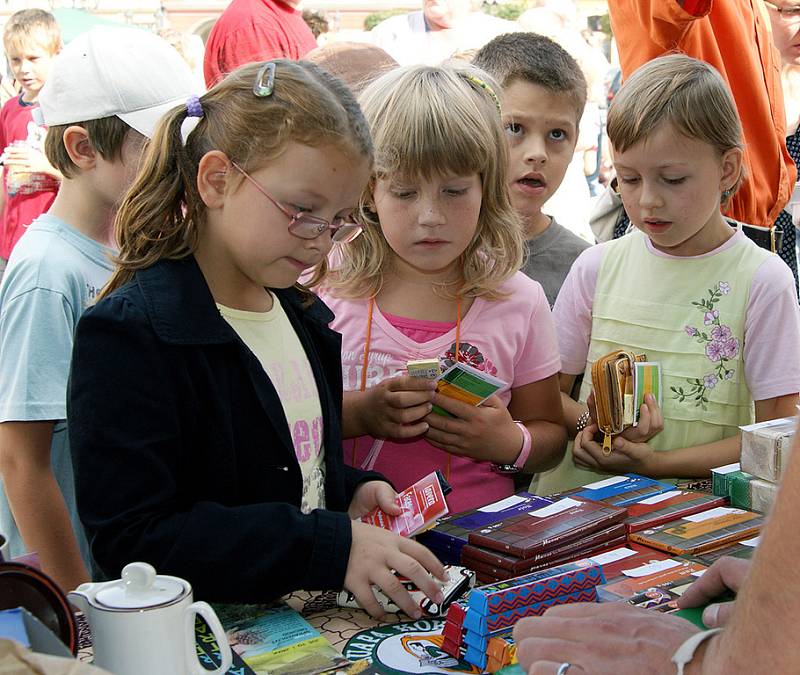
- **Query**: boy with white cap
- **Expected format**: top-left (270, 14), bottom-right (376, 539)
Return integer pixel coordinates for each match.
top-left (0, 27), bottom-right (197, 591)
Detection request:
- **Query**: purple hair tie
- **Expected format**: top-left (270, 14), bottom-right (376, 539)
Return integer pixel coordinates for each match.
top-left (186, 95), bottom-right (204, 118)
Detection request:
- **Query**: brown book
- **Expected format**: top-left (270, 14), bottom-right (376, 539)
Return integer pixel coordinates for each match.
top-left (462, 523), bottom-right (627, 573)
top-left (467, 497), bottom-right (627, 558)
top-left (463, 532), bottom-right (629, 580)
top-left (624, 491), bottom-right (728, 533)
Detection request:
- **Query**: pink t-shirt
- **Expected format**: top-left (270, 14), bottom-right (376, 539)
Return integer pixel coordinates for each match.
top-left (320, 272), bottom-right (561, 512)
top-left (553, 230), bottom-right (800, 401)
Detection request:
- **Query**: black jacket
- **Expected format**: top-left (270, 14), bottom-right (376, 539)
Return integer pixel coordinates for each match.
top-left (68, 256), bottom-right (384, 602)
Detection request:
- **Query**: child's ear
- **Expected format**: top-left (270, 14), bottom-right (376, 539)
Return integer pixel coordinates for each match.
top-left (196, 150), bottom-right (231, 209)
top-left (63, 126), bottom-right (97, 171)
top-left (719, 146), bottom-right (744, 194)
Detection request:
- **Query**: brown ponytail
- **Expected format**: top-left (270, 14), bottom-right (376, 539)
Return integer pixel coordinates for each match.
top-left (102, 59), bottom-right (373, 297)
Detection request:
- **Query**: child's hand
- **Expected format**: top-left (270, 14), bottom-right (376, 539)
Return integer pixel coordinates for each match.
top-left (3, 144), bottom-right (58, 177)
top-left (572, 423), bottom-right (659, 475)
top-left (345, 520), bottom-right (448, 619)
top-left (359, 375), bottom-right (437, 439)
top-left (586, 390), bottom-right (662, 443)
top-left (424, 394), bottom-right (521, 464)
top-left (621, 393), bottom-right (664, 443)
top-left (347, 480), bottom-right (400, 519)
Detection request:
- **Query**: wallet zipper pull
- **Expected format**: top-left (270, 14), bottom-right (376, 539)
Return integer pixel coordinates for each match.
top-left (602, 432), bottom-right (613, 456)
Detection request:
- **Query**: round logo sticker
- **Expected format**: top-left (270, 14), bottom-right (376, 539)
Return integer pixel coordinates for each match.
top-left (342, 620), bottom-right (483, 675)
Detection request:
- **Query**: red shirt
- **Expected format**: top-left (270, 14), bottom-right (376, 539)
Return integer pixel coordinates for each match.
top-left (204, 0), bottom-right (318, 88)
top-left (0, 96), bottom-right (58, 260)
top-left (609, 0), bottom-right (795, 229)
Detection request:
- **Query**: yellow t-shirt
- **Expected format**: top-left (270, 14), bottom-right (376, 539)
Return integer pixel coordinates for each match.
top-left (218, 297), bottom-right (325, 513)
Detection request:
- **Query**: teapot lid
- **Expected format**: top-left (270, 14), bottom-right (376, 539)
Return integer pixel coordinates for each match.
top-left (95, 562), bottom-right (186, 610)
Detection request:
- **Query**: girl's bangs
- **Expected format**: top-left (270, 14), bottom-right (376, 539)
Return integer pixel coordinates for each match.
top-left (374, 102), bottom-right (488, 181)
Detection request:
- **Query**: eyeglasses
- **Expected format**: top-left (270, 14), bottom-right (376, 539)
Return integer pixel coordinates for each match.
top-left (231, 162), bottom-right (363, 244)
top-left (764, 1), bottom-right (800, 19)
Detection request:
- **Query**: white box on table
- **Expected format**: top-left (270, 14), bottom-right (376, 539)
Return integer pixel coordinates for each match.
top-left (740, 417), bottom-right (797, 483)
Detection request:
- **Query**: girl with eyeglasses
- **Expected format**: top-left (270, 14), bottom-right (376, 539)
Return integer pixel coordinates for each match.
top-left (66, 60), bottom-right (448, 617)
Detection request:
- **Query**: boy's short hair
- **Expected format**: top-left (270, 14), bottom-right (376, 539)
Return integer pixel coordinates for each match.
top-left (44, 116), bottom-right (132, 179)
top-left (3, 9), bottom-right (62, 56)
top-left (473, 32), bottom-right (587, 124)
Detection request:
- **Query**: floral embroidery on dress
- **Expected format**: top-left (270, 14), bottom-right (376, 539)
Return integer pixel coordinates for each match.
top-left (671, 281), bottom-right (738, 409)
top-left (442, 341), bottom-right (497, 375)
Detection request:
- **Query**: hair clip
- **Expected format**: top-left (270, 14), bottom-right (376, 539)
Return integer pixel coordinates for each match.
top-left (186, 95), bottom-right (204, 118)
top-left (462, 73), bottom-right (502, 115)
top-left (253, 62), bottom-right (277, 97)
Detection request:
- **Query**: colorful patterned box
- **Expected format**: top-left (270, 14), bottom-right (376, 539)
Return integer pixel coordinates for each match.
top-left (467, 561), bottom-right (604, 616)
top-left (463, 587), bottom-right (599, 635)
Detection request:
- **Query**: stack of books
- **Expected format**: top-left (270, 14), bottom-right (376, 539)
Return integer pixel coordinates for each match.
top-left (417, 492), bottom-right (553, 565)
top-left (460, 497), bottom-right (627, 583)
top-left (628, 505), bottom-right (763, 554)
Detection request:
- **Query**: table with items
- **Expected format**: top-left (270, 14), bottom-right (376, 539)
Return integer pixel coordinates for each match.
top-left (5, 413), bottom-right (792, 675)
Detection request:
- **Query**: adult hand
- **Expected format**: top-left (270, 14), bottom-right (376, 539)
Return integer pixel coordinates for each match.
top-left (572, 423), bottom-right (658, 475)
top-left (347, 480), bottom-right (400, 519)
top-left (513, 602), bottom-right (699, 675)
top-left (357, 375), bottom-right (437, 439)
top-left (344, 520), bottom-right (448, 620)
top-left (424, 394), bottom-right (521, 464)
top-left (677, 556), bottom-right (751, 628)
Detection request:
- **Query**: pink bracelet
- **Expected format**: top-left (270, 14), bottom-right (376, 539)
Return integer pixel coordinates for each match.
top-left (491, 421), bottom-right (532, 474)
top-left (512, 421), bottom-right (532, 470)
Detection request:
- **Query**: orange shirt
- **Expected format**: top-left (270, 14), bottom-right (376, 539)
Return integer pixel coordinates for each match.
top-left (609, 0), bottom-right (796, 228)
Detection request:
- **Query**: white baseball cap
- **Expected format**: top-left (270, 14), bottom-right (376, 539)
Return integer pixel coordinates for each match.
top-left (37, 26), bottom-right (199, 139)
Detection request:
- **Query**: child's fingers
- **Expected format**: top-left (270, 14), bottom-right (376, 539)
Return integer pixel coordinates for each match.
top-left (385, 395), bottom-right (433, 418)
top-left (371, 566), bottom-right (422, 619)
top-left (646, 393), bottom-right (664, 430)
top-left (352, 581), bottom-right (387, 620)
top-left (373, 482), bottom-right (401, 515)
top-left (389, 420), bottom-right (430, 439)
top-left (388, 375), bottom-right (438, 392)
top-left (429, 392), bottom-right (475, 418)
top-left (399, 537), bottom-right (448, 582)
top-left (386, 557), bottom-right (444, 614)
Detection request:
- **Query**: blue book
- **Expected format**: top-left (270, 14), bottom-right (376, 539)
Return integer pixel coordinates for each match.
top-left (566, 474), bottom-right (675, 507)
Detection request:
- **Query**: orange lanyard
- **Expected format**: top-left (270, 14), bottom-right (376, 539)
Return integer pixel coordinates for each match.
top-left (353, 296), bottom-right (462, 481)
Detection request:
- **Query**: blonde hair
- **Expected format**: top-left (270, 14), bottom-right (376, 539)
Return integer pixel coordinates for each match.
top-left (607, 54), bottom-right (744, 200)
top-left (321, 63), bottom-right (524, 300)
top-left (3, 9), bottom-right (61, 56)
top-left (103, 59), bottom-right (372, 297)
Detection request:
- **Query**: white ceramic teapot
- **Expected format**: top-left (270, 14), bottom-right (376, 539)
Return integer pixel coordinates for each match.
top-left (68, 562), bottom-right (232, 675)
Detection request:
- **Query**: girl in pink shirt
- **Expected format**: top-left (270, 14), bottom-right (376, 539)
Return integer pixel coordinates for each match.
top-left (314, 64), bottom-right (566, 512)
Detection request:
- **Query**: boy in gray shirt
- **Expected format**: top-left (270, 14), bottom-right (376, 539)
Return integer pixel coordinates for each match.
top-left (475, 33), bottom-right (591, 307)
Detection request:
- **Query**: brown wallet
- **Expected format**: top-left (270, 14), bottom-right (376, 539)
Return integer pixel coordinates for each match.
top-left (591, 350), bottom-right (647, 455)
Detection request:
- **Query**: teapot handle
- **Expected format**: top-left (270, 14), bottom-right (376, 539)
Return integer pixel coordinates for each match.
top-left (185, 600), bottom-right (233, 675)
